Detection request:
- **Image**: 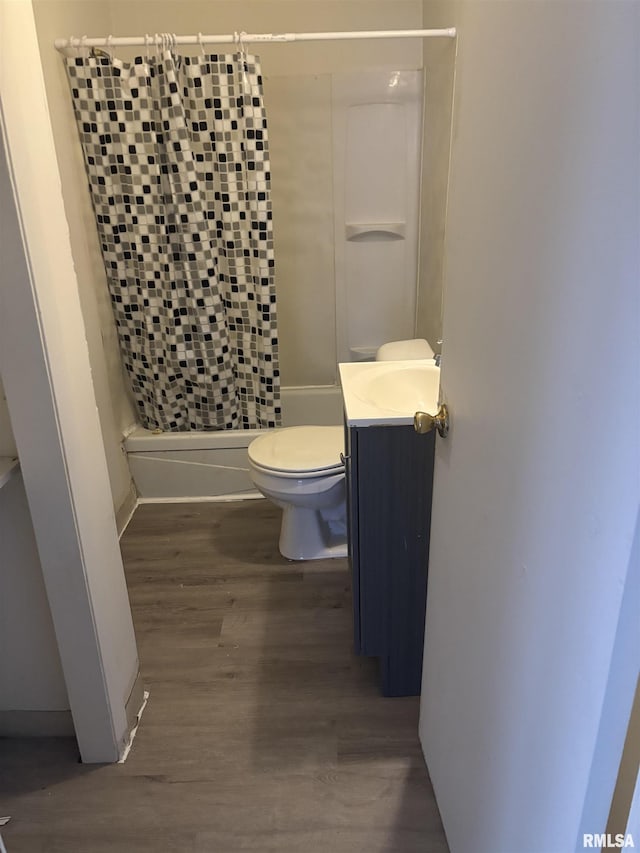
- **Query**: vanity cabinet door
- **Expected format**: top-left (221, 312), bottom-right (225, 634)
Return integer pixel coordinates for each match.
top-left (348, 423), bottom-right (435, 696)
top-left (378, 426), bottom-right (435, 696)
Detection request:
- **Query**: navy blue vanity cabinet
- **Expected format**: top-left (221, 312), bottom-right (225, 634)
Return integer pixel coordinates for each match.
top-left (345, 423), bottom-right (435, 697)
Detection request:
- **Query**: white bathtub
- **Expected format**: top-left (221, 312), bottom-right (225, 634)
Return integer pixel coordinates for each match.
top-left (124, 385), bottom-right (344, 500)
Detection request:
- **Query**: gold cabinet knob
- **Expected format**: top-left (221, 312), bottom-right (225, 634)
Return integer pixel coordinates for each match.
top-left (414, 404), bottom-right (450, 438)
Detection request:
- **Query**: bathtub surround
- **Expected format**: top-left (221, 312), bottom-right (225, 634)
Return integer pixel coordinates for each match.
top-left (332, 70), bottom-right (423, 363)
top-left (66, 49), bottom-right (279, 431)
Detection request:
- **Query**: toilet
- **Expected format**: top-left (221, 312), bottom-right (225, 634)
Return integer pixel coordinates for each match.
top-left (248, 425), bottom-right (347, 560)
top-left (247, 339), bottom-right (436, 561)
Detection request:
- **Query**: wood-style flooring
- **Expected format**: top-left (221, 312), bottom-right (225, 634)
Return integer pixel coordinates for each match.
top-left (0, 500), bottom-right (449, 852)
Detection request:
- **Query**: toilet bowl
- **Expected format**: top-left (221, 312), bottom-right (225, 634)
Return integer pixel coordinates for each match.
top-left (248, 426), bottom-right (348, 561)
top-left (248, 339), bottom-right (434, 561)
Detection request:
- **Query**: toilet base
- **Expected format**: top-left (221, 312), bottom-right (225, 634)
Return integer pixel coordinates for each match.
top-left (279, 505), bottom-right (348, 561)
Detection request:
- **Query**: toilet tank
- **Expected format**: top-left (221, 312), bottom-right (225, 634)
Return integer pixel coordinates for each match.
top-left (375, 338), bottom-right (435, 361)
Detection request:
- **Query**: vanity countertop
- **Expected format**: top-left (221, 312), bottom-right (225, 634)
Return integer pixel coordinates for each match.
top-left (339, 359), bottom-right (440, 427)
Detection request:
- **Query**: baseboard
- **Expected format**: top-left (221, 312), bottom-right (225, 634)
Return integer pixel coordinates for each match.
top-left (0, 709), bottom-right (75, 737)
top-left (117, 671), bottom-right (147, 761)
top-left (137, 492), bottom-right (264, 504)
top-left (115, 480), bottom-right (138, 538)
top-left (124, 670), bottom-right (145, 736)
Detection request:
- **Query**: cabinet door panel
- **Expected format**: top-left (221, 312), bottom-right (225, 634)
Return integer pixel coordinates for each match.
top-left (355, 426), bottom-right (396, 656)
top-left (381, 427), bottom-right (435, 695)
top-left (356, 425), bottom-right (435, 691)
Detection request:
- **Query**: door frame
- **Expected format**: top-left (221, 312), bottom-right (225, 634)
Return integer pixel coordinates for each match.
top-left (0, 0), bottom-right (140, 763)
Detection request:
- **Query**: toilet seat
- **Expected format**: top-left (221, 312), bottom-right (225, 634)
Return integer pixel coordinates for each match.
top-left (248, 426), bottom-right (344, 478)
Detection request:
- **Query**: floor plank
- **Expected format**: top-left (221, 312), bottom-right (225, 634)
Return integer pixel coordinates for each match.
top-left (0, 500), bottom-right (448, 852)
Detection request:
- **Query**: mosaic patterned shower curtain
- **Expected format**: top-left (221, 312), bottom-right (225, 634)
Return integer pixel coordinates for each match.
top-left (66, 49), bottom-right (280, 431)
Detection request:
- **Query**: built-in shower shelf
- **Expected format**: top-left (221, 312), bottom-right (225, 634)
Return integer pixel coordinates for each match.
top-left (0, 457), bottom-right (19, 491)
top-left (345, 222), bottom-right (406, 241)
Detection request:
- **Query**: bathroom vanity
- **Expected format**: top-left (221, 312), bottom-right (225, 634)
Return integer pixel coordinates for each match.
top-left (339, 360), bottom-right (440, 696)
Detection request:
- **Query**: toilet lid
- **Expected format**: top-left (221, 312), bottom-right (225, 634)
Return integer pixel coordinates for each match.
top-left (248, 426), bottom-right (344, 474)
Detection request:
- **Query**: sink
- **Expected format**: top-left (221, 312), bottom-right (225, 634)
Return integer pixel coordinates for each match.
top-left (339, 359), bottom-right (440, 426)
top-left (353, 363), bottom-right (440, 414)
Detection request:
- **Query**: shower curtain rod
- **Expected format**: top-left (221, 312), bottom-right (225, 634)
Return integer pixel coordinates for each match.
top-left (54, 28), bottom-right (456, 51)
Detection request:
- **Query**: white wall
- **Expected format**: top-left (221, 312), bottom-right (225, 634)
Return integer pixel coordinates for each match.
top-left (1, 317), bottom-right (67, 733)
top-left (419, 2), bottom-right (640, 851)
top-left (1, 372), bottom-right (69, 728)
top-left (416, 3), bottom-right (456, 352)
top-left (0, 375), bottom-right (17, 457)
top-left (0, 470), bottom-right (70, 729)
top-left (32, 0), bottom-right (136, 517)
top-left (596, 515), bottom-right (640, 838)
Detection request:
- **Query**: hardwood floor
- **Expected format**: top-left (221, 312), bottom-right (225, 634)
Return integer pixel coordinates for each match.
top-left (0, 500), bottom-right (449, 852)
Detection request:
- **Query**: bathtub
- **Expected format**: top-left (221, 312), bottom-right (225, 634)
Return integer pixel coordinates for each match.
top-left (124, 385), bottom-right (344, 500)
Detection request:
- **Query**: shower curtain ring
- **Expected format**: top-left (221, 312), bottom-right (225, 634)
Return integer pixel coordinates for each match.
top-left (237, 30), bottom-right (247, 63)
top-left (106, 34), bottom-right (113, 54)
top-left (198, 31), bottom-right (206, 57)
top-left (80, 35), bottom-right (88, 53)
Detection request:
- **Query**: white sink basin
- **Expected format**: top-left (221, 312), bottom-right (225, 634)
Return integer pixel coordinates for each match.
top-left (339, 359), bottom-right (440, 426)
top-left (353, 364), bottom-right (440, 413)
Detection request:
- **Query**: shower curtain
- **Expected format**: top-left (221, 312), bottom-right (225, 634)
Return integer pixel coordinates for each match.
top-left (66, 49), bottom-right (280, 431)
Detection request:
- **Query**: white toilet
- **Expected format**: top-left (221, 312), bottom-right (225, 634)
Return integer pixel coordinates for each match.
top-left (247, 339), bottom-right (435, 561)
top-left (248, 425), bottom-right (347, 561)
